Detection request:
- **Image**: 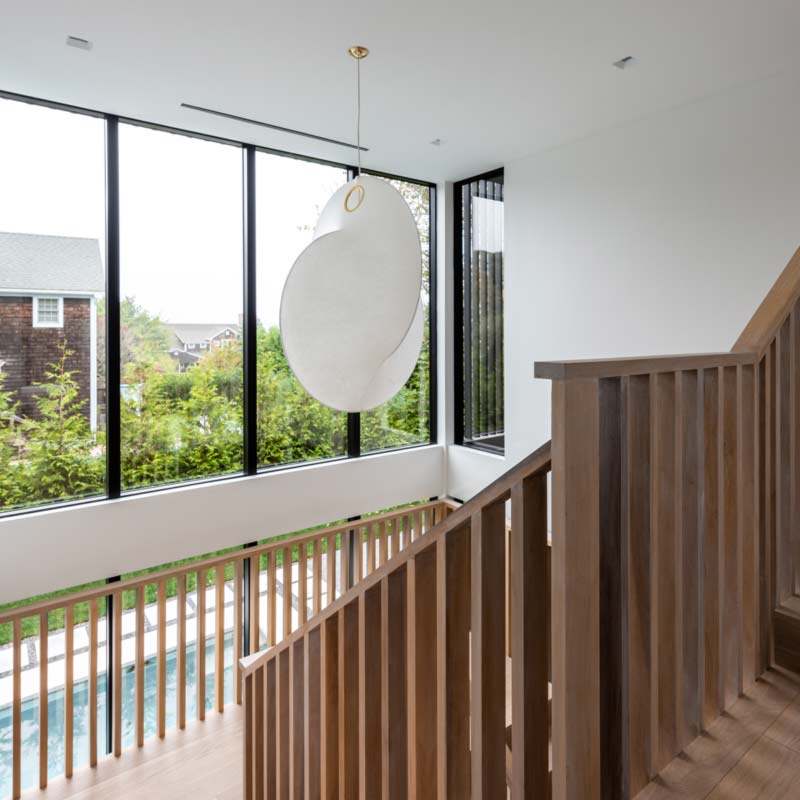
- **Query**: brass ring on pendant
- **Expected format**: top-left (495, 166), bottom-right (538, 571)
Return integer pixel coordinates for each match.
top-left (344, 183), bottom-right (365, 213)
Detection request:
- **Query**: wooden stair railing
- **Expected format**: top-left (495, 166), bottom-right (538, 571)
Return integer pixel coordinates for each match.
top-left (0, 499), bottom-right (447, 800)
top-left (240, 441), bottom-right (553, 799)
top-left (533, 245), bottom-right (800, 799)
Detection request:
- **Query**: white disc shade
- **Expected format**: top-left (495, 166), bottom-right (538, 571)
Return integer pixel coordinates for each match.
top-left (280, 175), bottom-right (423, 412)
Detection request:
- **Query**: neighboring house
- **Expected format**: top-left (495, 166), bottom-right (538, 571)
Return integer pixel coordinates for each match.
top-left (164, 322), bottom-right (240, 371)
top-left (0, 232), bottom-right (103, 430)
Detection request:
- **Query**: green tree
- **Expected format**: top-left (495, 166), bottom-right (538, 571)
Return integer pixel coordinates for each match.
top-left (19, 343), bottom-right (104, 502)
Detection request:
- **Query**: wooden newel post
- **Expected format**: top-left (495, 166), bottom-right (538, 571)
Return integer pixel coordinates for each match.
top-left (550, 377), bottom-right (602, 800)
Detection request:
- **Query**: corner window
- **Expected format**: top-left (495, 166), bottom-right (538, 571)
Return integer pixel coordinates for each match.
top-left (454, 169), bottom-right (505, 453)
top-left (33, 295), bottom-right (64, 328)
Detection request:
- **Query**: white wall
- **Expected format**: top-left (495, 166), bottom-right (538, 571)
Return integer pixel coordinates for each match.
top-left (450, 68), bottom-right (800, 499)
top-left (0, 445), bottom-right (444, 604)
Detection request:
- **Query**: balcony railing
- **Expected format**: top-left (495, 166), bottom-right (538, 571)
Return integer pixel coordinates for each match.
top-left (0, 498), bottom-right (452, 800)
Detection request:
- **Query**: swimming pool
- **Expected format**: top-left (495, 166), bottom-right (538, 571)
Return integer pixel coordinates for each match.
top-left (0, 632), bottom-right (234, 797)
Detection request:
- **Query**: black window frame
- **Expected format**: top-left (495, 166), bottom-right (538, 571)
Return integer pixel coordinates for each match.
top-left (453, 167), bottom-right (505, 454)
top-left (0, 88), bottom-right (438, 518)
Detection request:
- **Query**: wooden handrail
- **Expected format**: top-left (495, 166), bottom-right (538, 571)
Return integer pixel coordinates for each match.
top-left (240, 440), bottom-right (551, 676)
top-left (733, 245), bottom-right (800, 354)
top-left (534, 351), bottom-right (755, 380)
top-left (0, 499), bottom-right (444, 624)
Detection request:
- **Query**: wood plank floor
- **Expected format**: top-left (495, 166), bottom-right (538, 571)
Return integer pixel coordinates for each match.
top-left (24, 705), bottom-right (242, 800)
top-left (638, 667), bottom-right (800, 799)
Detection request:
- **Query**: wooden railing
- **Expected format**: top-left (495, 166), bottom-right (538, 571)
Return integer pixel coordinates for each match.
top-left (241, 442), bottom-right (552, 799)
top-left (534, 246), bottom-right (800, 798)
top-left (0, 499), bottom-right (449, 800)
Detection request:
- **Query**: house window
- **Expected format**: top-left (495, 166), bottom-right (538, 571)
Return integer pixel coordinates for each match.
top-left (454, 169), bottom-right (505, 453)
top-left (33, 296), bottom-right (64, 328)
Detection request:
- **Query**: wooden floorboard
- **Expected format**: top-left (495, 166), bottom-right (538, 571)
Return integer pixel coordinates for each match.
top-left (636, 668), bottom-right (800, 799)
top-left (23, 706), bottom-right (243, 800)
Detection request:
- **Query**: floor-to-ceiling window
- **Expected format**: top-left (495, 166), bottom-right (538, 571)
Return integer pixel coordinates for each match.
top-left (118, 124), bottom-right (244, 490)
top-left (255, 153), bottom-right (349, 467)
top-left (0, 91), bottom-right (437, 517)
top-left (0, 98), bottom-right (106, 512)
top-left (361, 176), bottom-right (433, 452)
top-left (454, 169), bottom-right (504, 452)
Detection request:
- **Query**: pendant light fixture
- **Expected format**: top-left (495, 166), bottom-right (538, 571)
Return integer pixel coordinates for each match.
top-left (280, 46), bottom-right (423, 413)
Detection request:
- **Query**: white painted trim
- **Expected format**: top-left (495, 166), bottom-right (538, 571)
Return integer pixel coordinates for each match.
top-left (0, 288), bottom-right (98, 299)
top-left (0, 443), bottom-right (445, 604)
top-left (32, 295), bottom-right (64, 328)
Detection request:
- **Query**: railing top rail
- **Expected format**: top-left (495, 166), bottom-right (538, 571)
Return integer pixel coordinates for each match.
top-left (534, 351), bottom-right (756, 381)
top-left (240, 439), bottom-right (552, 676)
top-left (0, 499), bottom-right (445, 625)
top-left (733, 245), bottom-right (800, 355)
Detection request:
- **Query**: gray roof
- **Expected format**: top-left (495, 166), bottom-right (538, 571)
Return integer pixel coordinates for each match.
top-left (165, 323), bottom-right (240, 345)
top-left (0, 232), bottom-right (104, 294)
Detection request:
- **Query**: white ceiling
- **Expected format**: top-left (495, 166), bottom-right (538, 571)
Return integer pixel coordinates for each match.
top-left (2, 0), bottom-right (800, 182)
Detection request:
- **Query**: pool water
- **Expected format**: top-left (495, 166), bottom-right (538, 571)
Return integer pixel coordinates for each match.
top-left (0, 632), bottom-right (234, 797)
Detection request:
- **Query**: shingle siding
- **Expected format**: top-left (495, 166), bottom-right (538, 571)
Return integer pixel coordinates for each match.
top-left (0, 296), bottom-right (93, 420)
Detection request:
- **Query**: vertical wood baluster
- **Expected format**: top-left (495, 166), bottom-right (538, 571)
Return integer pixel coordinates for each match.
top-left (379, 520), bottom-right (388, 567)
top-left (113, 591), bottom-right (123, 755)
top-left (268, 550), bottom-right (277, 648)
top-left (89, 597), bottom-right (98, 766)
top-left (177, 575), bottom-right (187, 729)
top-left (39, 612), bottom-right (48, 789)
top-left (383, 568), bottom-right (408, 800)
top-left (768, 342), bottom-right (777, 640)
top-left (342, 531), bottom-right (352, 593)
top-left (435, 526), bottom-right (471, 799)
top-left (313, 539), bottom-right (322, 615)
top-left (283, 547), bottom-right (292, 640)
top-left (740, 364), bottom-right (757, 689)
top-left (254, 666), bottom-right (265, 800)
top-left (278, 649), bottom-right (290, 798)
top-left (339, 602), bottom-right (359, 799)
top-left (299, 544), bottom-right (308, 626)
top-left (136, 586), bottom-right (145, 746)
top-left (758, 357), bottom-right (770, 673)
top-left (366, 524), bottom-right (376, 576)
top-left (551, 378), bottom-right (601, 800)
top-left (778, 321), bottom-right (792, 602)
top-left (359, 584), bottom-right (382, 799)
top-left (244, 673), bottom-right (253, 800)
top-left (235, 560), bottom-right (243, 705)
top-left (703, 368), bottom-right (722, 726)
top-left (250, 554), bottom-right (261, 653)
top-left (306, 629), bottom-right (321, 800)
top-left (65, 605), bottom-right (74, 778)
top-left (626, 374), bottom-right (652, 792)
top-left (511, 473), bottom-right (550, 797)
top-left (677, 371), bottom-right (701, 745)
top-left (266, 658), bottom-right (277, 800)
top-left (505, 523), bottom-right (511, 659)
top-left (353, 526), bottom-right (362, 584)
top-left (292, 638), bottom-right (305, 800)
top-left (197, 571), bottom-right (206, 722)
top-left (408, 547), bottom-right (438, 798)
top-left (722, 366), bottom-right (741, 708)
top-left (157, 578), bottom-right (167, 737)
top-left (792, 304), bottom-right (800, 597)
top-left (12, 618), bottom-right (21, 799)
top-left (321, 614), bottom-right (339, 800)
top-left (470, 502), bottom-right (506, 798)
top-left (326, 534), bottom-right (337, 607)
top-left (652, 372), bottom-right (678, 768)
top-left (215, 564), bottom-right (225, 713)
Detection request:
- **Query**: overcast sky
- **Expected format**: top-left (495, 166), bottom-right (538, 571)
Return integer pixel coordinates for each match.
top-left (0, 97), bottom-right (346, 327)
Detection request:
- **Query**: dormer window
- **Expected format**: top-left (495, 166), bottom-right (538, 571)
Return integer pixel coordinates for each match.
top-left (33, 296), bottom-right (64, 328)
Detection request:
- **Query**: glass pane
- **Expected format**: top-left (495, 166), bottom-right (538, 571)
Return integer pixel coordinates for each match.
top-left (460, 173), bottom-right (504, 452)
top-left (0, 98), bottom-right (106, 511)
top-left (118, 124), bottom-right (244, 490)
top-left (255, 153), bottom-right (348, 467)
top-left (361, 178), bottom-right (432, 452)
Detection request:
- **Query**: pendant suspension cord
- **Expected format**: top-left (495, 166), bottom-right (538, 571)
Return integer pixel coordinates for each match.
top-left (356, 55), bottom-right (362, 177)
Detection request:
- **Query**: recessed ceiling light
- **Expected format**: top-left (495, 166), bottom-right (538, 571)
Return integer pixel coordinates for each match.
top-left (613, 56), bottom-right (635, 70)
top-left (66, 36), bottom-right (93, 51)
